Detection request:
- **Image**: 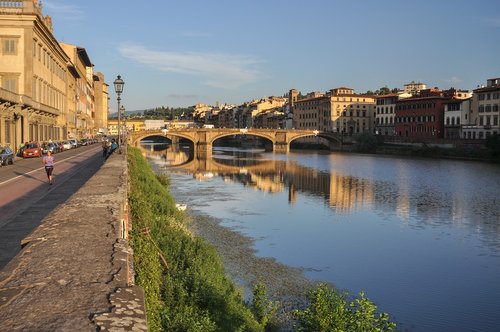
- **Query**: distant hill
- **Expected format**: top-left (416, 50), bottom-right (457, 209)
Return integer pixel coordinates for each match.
top-left (109, 110), bottom-right (143, 118)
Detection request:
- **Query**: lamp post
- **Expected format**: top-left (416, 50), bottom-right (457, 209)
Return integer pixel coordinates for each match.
top-left (113, 75), bottom-right (125, 149)
top-left (120, 105), bottom-right (126, 147)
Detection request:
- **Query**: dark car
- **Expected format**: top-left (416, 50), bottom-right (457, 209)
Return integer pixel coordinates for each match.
top-left (23, 143), bottom-right (42, 158)
top-left (42, 142), bottom-right (60, 154)
top-left (0, 146), bottom-right (14, 166)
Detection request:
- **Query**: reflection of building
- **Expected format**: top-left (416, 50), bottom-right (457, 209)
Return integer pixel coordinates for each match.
top-left (328, 172), bottom-right (373, 212)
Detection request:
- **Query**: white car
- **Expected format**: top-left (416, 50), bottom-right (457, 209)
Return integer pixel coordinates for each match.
top-left (68, 139), bottom-right (79, 148)
top-left (62, 141), bottom-right (72, 150)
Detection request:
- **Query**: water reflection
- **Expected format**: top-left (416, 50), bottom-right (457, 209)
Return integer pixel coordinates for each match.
top-left (139, 143), bottom-right (500, 243)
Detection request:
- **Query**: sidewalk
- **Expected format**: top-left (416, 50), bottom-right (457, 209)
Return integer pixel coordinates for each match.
top-left (0, 152), bottom-right (147, 331)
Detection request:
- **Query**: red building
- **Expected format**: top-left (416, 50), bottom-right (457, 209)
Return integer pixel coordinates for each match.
top-left (395, 88), bottom-right (456, 140)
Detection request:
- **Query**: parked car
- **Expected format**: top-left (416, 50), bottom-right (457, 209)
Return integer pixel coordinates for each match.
top-left (68, 139), bottom-right (79, 148)
top-left (42, 142), bottom-right (60, 154)
top-left (80, 138), bottom-right (89, 146)
top-left (22, 143), bottom-right (42, 158)
top-left (0, 146), bottom-right (14, 166)
top-left (61, 141), bottom-right (72, 150)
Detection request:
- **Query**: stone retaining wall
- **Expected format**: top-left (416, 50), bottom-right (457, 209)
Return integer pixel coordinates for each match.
top-left (0, 152), bottom-right (147, 331)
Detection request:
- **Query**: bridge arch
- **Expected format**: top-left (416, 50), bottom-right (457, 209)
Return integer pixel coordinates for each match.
top-left (132, 132), bottom-right (196, 147)
top-left (209, 132), bottom-right (275, 145)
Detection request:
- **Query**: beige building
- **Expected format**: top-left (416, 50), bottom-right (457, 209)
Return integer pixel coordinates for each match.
top-left (292, 87), bottom-right (376, 135)
top-left (60, 43), bottom-right (95, 139)
top-left (93, 72), bottom-right (109, 134)
top-left (404, 81), bottom-right (427, 95)
top-left (0, 1), bottom-right (106, 149)
top-left (464, 78), bottom-right (500, 139)
top-left (0, 0), bottom-right (70, 148)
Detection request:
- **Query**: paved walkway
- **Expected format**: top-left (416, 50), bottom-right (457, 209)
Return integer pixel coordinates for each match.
top-left (0, 151), bottom-right (147, 331)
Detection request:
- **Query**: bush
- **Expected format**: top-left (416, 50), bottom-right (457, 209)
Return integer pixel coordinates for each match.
top-left (293, 283), bottom-right (396, 332)
top-left (250, 282), bottom-right (279, 331)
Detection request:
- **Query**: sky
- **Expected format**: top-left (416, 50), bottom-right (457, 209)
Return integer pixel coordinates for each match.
top-left (43, 0), bottom-right (500, 112)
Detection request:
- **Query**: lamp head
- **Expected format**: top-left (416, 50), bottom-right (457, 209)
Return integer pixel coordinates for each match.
top-left (114, 75), bottom-right (125, 94)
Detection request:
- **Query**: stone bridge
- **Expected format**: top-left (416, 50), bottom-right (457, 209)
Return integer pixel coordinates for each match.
top-left (129, 128), bottom-right (344, 158)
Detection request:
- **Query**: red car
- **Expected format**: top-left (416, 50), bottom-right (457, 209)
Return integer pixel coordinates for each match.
top-left (23, 143), bottom-right (42, 158)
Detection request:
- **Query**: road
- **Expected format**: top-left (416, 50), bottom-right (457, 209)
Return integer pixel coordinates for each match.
top-left (0, 144), bottom-right (105, 269)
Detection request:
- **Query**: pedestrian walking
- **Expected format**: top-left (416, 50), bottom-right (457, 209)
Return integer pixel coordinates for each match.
top-left (42, 150), bottom-right (55, 185)
top-left (102, 139), bottom-right (109, 159)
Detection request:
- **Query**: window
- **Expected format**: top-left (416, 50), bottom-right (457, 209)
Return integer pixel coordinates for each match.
top-left (2, 38), bottom-right (18, 55)
top-left (2, 76), bottom-right (18, 93)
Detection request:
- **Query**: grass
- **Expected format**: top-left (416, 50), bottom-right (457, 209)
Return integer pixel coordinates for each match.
top-left (128, 147), bottom-right (262, 331)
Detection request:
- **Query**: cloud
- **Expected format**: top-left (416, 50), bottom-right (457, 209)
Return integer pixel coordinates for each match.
top-left (118, 44), bottom-right (263, 89)
top-left (43, 1), bottom-right (85, 19)
top-left (444, 76), bottom-right (462, 84)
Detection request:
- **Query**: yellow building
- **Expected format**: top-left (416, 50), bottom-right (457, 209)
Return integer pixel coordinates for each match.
top-left (60, 43), bottom-right (95, 139)
top-left (0, 0), bottom-right (106, 149)
top-left (93, 72), bottom-right (109, 135)
top-left (292, 87), bottom-right (376, 135)
top-left (0, 0), bottom-right (70, 148)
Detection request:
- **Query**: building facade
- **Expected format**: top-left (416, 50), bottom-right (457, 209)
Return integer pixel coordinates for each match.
top-left (463, 78), bottom-right (500, 139)
top-left (292, 87), bottom-right (376, 135)
top-left (394, 88), bottom-right (458, 140)
top-left (0, 0), bottom-right (70, 148)
top-left (444, 98), bottom-right (471, 139)
top-left (0, 0), bottom-right (106, 149)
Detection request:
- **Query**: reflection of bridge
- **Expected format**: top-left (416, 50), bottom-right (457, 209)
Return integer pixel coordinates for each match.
top-left (141, 145), bottom-right (373, 212)
top-left (130, 128), bottom-right (345, 158)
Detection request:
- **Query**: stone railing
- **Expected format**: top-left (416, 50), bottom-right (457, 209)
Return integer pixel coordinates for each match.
top-left (0, 0), bottom-right (42, 17)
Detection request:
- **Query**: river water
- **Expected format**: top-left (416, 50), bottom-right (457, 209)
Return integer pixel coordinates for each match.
top-left (142, 143), bottom-right (500, 332)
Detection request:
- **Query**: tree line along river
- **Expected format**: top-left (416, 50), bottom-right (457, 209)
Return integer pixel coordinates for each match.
top-left (141, 142), bottom-right (500, 332)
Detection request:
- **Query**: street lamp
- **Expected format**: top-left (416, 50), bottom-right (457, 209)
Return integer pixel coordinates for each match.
top-left (113, 75), bottom-right (125, 147)
top-left (120, 105), bottom-right (126, 145)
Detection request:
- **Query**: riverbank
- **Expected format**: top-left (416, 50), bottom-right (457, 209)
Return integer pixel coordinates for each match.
top-left (187, 212), bottom-right (318, 327)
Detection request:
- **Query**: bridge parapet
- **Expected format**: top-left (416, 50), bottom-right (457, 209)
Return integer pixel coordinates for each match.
top-left (129, 128), bottom-right (325, 155)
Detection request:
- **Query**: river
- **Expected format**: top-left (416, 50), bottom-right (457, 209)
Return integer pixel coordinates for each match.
top-left (141, 142), bottom-right (500, 332)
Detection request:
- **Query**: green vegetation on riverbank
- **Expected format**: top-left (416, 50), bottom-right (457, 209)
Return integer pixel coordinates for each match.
top-left (128, 147), bottom-right (263, 331)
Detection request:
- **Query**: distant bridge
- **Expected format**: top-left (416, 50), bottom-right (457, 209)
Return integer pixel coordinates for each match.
top-left (129, 128), bottom-right (345, 158)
